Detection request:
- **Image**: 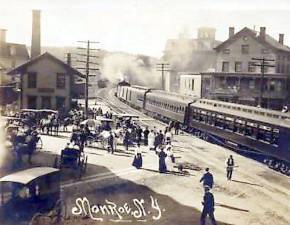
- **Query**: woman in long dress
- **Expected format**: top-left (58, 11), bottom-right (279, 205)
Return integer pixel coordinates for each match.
top-left (165, 146), bottom-right (174, 172)
top-left (148, 130), bottom-right (155, 150)
top-left (156, 146), bottom-right (167, 173)
top-left (132, 143), bottom-right (143, 169)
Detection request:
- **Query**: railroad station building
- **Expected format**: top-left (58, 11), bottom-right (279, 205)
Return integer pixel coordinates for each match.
top-left (201, 27), bottom-right (290, 110)
top-left (8, 52), bottom-right (84, 112)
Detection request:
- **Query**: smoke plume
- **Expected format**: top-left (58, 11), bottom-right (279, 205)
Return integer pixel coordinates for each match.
top-left (101, 52), bottom-right (161, 88)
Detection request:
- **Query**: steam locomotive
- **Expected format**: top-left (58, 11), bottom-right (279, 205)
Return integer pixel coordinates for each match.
top-left (116, 83), bottom-right (290, 172)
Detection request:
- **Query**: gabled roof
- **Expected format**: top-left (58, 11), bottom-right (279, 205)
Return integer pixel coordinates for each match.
top-left (214, 27), bottom-right (257, 51)
top-left (7, 52), bottom-right (85, 78)
top-left (214, 27), bottom-right (290, 53)
top-left (0, 43), bottom-right (29, 59)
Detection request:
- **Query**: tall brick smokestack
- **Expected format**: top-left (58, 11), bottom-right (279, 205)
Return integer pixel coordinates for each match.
top-left (31, 10), bottom-right (41, 58)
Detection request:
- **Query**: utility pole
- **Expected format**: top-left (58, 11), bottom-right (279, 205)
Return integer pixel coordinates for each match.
top-left (156, 63), bottom-right (170, 90)
top-left (76, 40), bottom-right (99, 118)
top-left (252, 57), bottom-right (275, 108)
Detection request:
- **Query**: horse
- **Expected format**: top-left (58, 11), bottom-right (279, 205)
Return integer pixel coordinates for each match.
top-left (13, 133), bottom-right (38, 166)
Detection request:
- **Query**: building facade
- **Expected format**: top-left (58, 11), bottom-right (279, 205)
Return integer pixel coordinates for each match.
top-left (0, 29), bottom-right (30, 107)
top-left (202, 27), bottom-right (290, 110)
top-left (8, 52), bottom-right (84, 112)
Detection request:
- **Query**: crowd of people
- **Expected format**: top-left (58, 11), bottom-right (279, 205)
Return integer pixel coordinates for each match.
top-left (263, 158), bottom-right (290, 176)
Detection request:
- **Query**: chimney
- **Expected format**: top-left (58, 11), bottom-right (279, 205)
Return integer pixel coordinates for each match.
top-left (260, 27), bottom-right (266, 41)
top-left (0, 29), bottom-right (7, 47)
top-left (229, 27), bottom-right (235, 38)
top-left (31, 10), bottom-right (41, 58)
top-left (279, 34), bottom-right (284, 45)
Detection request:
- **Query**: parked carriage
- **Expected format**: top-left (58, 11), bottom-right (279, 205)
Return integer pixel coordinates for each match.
top-left (0, 167), bottom-right (61, 225)
top-left (55, 145), bottom-right (88, 178)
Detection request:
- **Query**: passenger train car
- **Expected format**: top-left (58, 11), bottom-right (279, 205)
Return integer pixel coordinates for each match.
top-left (116, 83), bottom-right (290, 165)
top-left (145, 90), bottom-right (195, 123)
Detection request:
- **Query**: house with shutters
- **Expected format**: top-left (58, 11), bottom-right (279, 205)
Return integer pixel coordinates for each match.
top-left (201, 27), bottom-right (290, 110)
top-left (8, 52), bottom-right (84, 112)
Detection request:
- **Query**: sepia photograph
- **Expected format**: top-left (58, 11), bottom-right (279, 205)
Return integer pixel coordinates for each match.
top-left (0, 0), bottom-right (289, 224)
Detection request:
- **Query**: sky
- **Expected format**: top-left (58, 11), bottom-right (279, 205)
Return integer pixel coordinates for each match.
top-left (1, 0), bottom-right (290, 57)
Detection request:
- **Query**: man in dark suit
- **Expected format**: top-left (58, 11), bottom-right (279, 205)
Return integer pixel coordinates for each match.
top-left (200, 168), bottom-right (214, 189)
top-left (200, 186), bottom-right (217, 225)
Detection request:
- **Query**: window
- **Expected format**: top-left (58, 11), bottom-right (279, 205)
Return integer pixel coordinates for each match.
top-left (235, 62), bottom-right (242, 72)
top-left (41, 96), bottom-right (51, 109)
top-left (56, 73), bottom-right (66, 89)
top-left (249, 80), bottom-right (255, 89)
top-left (223, 49), bottom-right (230, 54)
top-left (27, 96), bottom-right (37, 109)
top-left (241, 45), bottom-right (249, 54)
top-left (222, 61), bottom-right (229, 72)
top-left (27, 72), bottom-right (37, 88)
top-left (56, 97), bottom-right (66, 109)
top-left (269, 81), bottom-right (275, 91)
top-left (248, 62), bottom-right (256, 72)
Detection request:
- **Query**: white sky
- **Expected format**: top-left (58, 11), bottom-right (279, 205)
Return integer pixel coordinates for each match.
top-left (1, 0), bottom-right (290, 57)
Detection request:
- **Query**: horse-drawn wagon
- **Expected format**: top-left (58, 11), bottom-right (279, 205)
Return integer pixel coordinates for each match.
top-left (54, 144), bottom-right (88, 178)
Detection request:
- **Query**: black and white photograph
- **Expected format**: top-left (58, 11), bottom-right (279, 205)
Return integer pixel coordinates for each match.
top-left (0, 0), bottom-right (290, 224)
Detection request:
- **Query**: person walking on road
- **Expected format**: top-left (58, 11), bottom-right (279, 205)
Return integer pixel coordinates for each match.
top-left (174, 121), bottom-right (180, 135)
top-left (157, 146), bottom-right (167, 173)
top-left (148, 130), bottom-right (155, 150)
top-left (143, 126), bottom-right (149, 146)
top-left (107, 131), bottom-right (115, 154)
top-left (132, 143), bottom-right (143, 169)
top-left (200, 168), bottom-right (214, 189)
top-left (226, 155), bottom-right (235, 180)
top-left (200, 186), bottom-right (218, 225)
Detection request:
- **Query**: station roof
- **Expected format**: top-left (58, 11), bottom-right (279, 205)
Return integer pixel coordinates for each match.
top-left (7, 52), bottom-right (85, 78)
top-left (0, 167), bottom-right (59, 185)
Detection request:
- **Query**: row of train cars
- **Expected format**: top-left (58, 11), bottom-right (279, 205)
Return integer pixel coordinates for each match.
top-left (116, 83), bottom-right (290, 175)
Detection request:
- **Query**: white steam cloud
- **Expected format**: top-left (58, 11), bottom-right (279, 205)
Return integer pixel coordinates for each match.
top-left (101, 52), bottom-right (161, 88)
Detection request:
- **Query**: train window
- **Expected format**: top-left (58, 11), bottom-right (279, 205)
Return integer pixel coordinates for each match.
top-left (243, 108), bottom-right (247, 112)
top-left (248, 110), bottom-right (253, 113)
top-left (237, 107), bottom-right (241, 110)
top-left (232, 107), bottom-right (237, 110)
top-left (225, 116), bottom-right (234, 121)
top-left (258, 126), bottom-right (273, 143)
top-left (259, 112), bottom-right (265, 116)
top-left (247, 122), bottom-right (258, 127)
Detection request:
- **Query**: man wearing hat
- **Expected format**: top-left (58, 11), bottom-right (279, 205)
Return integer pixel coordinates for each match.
top-left (200, 186), bottom-right (217, 225)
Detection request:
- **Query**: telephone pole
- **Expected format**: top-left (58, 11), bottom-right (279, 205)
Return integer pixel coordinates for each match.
top-left (252, 57), bottom-right (275, 108)
top-left (156, 63), bottom-right (170, 90)
top-left (76, 40), bottom-right (100, 118)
